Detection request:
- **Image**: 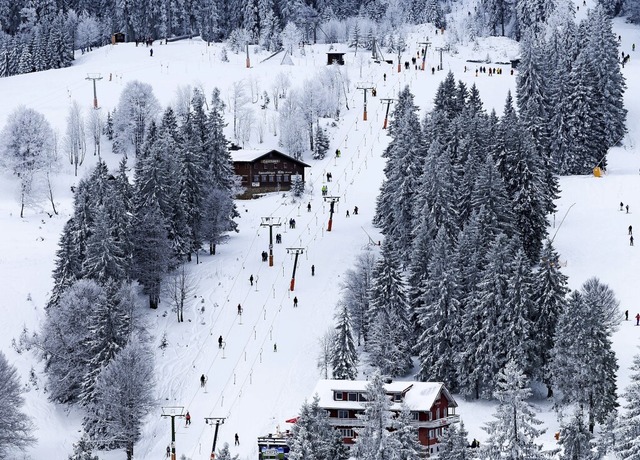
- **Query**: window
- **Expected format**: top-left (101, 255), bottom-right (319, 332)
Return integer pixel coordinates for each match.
top-left (348, 393), bottom-right (357, 401)
top-left (338, 410), bottom-right (349, 419)
top-left (393, 393), bottom-right (402, 402)
top-left (276, 175), bottom-right (282, 182)
top-left (261, 175), bottom-right (268, 183)
top-left (427, 411), bottom-right (432, 421)
top-left (253, 175), bottom-right (259, 182)
top-left (358, 393), bottom-right (367, 402)
top-left (335, 392), bottom-right (343, 401)
top-left (339, 428), bottom-right (354, 438)
top-left (283, 175), bottom-right (290, 182)
top-left (411, 412), bottom-right (419, 421)
top-left (269, 175), bottom-right (275, 183)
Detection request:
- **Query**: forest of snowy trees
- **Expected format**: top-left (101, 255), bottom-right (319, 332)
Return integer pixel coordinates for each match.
top-left (16, 84), bottom-right (238, 458)
top-left (0, 0), bottom-right (638, 79)
top-left (308, 2), bottom-right (634, 459)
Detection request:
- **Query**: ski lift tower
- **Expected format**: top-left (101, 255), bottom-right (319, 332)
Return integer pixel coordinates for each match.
top-left (161, 406), bottom-right (185, 460)
top-left (380, 98), bottom-right (395, 129)
top-left (205, 417), bottom-right (226, 459)
top-left (260, 217), bottom-right (282, 267)
top-left (324, 195), bottom-right (340, 232)
top-left (286, 247), bottom-right (305, 291)
top-left (85, 73), bottom-right (103, 109)
top-left (435, 46), bottom-right (450, 71)
top-left (418, 40), bottom-right (431, 71)
top-left (356, 83), bottom-right (375, 121)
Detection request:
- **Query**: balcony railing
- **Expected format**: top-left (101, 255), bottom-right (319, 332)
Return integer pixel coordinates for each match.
top-left (327, 414), bottom-right (460, 429)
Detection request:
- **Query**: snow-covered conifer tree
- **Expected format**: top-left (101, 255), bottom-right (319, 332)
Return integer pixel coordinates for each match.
top-left (341, 251), bottom-right (377, 345)
top-left (352, 371), bottom-right (397, 460)
top-left (367, 241), bottom-right (413, 376)
top-left (331, 304), bottom-right (358, 380)
top-left (530, 240), bottom-right (568, 392)
top-left (392, 404), bottom-right (422, 460)
top-left (550, 278), bottom-right (619, 432)
top-left (437, 422), bottom-right (474, 460)
top-left (559, 411), bottom-right (596, 460)
top-left (615, 353), bottom-right (640, 459)
top-left (415, 227), bottom-right (460, 389)
top-left (479, 361), bottom-right (546, 460)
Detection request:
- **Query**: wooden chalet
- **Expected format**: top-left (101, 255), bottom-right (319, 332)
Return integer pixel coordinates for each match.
top-left (230, 149), bottom-right (310, 198)
top-left (312, 379), bottom-right (460, 457)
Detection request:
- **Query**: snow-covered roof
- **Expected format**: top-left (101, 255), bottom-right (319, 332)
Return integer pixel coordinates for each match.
top-left (229, 148), bottom-right (310, 167)
top-left (311, 379), bottom-right (455, 411)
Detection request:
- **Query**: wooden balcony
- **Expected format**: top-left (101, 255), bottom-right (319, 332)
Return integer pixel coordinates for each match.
top-left (327, 414), bottom-right (460, 429)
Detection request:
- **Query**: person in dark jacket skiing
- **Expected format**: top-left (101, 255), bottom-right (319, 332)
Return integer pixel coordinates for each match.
top-left (293, 296), bottom-right (298, 307)
top-left (218, 335), bottom-right (223, 348)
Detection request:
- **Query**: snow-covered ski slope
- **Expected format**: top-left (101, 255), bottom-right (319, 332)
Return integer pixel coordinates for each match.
top-left (0, 2), bottom-right (639, 458)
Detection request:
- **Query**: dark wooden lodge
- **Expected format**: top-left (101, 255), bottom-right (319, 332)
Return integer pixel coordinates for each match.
top-left (231, 149), bottom-right (310, 198)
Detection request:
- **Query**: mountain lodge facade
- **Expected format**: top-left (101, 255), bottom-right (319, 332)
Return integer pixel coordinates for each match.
top-left (312, 379), bottom-right (460, 457)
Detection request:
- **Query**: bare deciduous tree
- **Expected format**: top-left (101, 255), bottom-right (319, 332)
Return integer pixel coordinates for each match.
top-left (64, 100), bottom-right (86, 176)
top-left (165, 265), bottom-right (197, 322)
top-left (317, 328), bottom-right (336, 379)
top-left (86, 107), bottom-right (103, 159)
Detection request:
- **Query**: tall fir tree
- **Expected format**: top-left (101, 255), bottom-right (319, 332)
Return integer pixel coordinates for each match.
top-left (367, 241), bottom-right (413, 376)
top-left (550, 278), bottom-right (619, 432)
top-left (615, 353), bottom-right (640, 459)
top-left (415, 227), bottom-right (460, 390)
top-left (479, 361), bottom-right (546, 460)
top-left (331, 304), bottom-right (358, 380)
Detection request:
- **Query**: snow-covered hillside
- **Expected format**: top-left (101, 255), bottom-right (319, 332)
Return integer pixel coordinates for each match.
top-left (1, 2), bottom-right (639, 459)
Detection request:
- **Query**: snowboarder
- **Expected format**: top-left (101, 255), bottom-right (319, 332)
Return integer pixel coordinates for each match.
top-left (630, 225), bottom-right (633, 235)
top-left (626, 310), bottom-right (629, 321)
top-left (627, 204), bottom-right (630, 213)
top-left (200, 374), bottom-right (206, 387)
top-left (167, 445), bottom-right (171, 457)
top-left (250, 274), bottom-right (254, 286)
top-left (293, 296), bottom-right (298, 307)
top-left (354, 206), bottom-right (358, 215)
top-left (631, 235), bottom-right (634, 246)
top-left (311, 265), bottom-right (315, 276)
top-left (633, 44), bottom-right (636, 52)
top-left (327, 172), bottom-right (331, 182)
top-left (636, 313), bottom-right (640, 326)
top-left (307, 202), bottom-right (311, 212)
top-left (185, 411), bottom-right (191, 425)
top-left (235, 433), bottom-right (240, 446)
top-left (237, 304), bottom-right (242, 315)
top-left (346, 210), bottom-right (350, 218)
top-left (620, 201), bottom-right (624, 211)
top-left (291, 219), bottom-right (296, 229)
top-left (383, 73), bottom-right (387, 81)
top-left (150, 48), bottom-right (153, 57)
top-left (273, 343), bottom-right (277, 352)
top-left (218, 335), bottom-right (223, 348)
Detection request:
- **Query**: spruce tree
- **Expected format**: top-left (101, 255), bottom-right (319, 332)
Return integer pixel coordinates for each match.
top-left (438, 422), bottom-right (474, 460)
top-left (131, 201), bottom-right (171, 309)
top-left (367, 241), bottom-right (413, 376)
top-left (415, 227), bottom-right (460, 389)
top-left (530, 240), bottom-right (568, 390)
top-left (480, 361), bottom-right (546, 460)
top-left (331, 304), bottom-right (358, 380)
top-left (392, 404), bottom-right (422, 460)
top-left (615, 353), bottom-right (640, 459)
top-left (352, 371), bottom-right (397, 460)
top-left (550, 278), bottom-right (619, 432)
top-left (559, 411), bottom-right (596, 460)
